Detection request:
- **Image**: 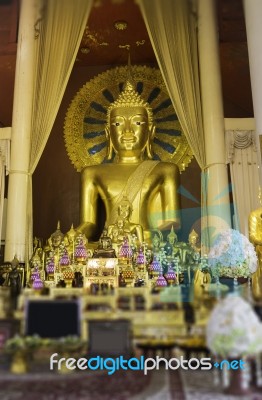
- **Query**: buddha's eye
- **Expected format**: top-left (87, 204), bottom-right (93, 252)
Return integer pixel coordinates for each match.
top-left (135, 121), bottom-right (145, 126)
top-left (112, 122), bottom-right (121, 127)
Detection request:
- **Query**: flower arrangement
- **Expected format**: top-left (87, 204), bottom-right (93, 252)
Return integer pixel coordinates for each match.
top-left (4, 334), bottom-right (44, 354)
top-left (208, 229), bottom-right (258, 278)
top-left (206, 295), bottom-right (262, 358)
top-left (51, 335), bottom-right (87, 353)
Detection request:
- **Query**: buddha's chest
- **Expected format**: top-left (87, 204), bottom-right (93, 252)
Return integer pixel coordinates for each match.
top-left (96, 165), bottom-right (158, 199)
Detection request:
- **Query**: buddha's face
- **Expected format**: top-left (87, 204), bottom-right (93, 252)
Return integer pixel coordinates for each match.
top-left (153, 234), bottom-right (160, 246)
top-left (168, 236), bottom-right (175, 245)
top-left (117, 219), bottom-right (124, 229)
top-left (109, 106), bottom-right (150, 157)
top-left (51, 235), bottom-right (62, 248)
top-left (102, 238), bottom-right (111, 249)
top-left (190, 236), bottom-right (197, 245)
top-left (67, 234), bottom-right (75, 244)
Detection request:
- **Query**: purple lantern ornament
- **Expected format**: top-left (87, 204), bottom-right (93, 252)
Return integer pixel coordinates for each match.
top-left (155, 271), bottom-right (168, 289)
top-left (46, 255), bottom-right (55, 276)
top-left (164, 264), bottom-right (177, 285)
top-left (31, 266), bottom-right (41, 282)
top-left (74, 236), bottom-right (88, 263)
top-left (150, 255), bottom-right (161, 277)
top-left (60, 248), bottom-right (70, 267)
top-left (32, 270), bottom-right (44, 291)
top-left (119, 237), bottom-right (133, 259)
top-left (136, 248), bottom-right (145, 269)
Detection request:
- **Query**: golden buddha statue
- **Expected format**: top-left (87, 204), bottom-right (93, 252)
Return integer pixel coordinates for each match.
top-left (45, 221), bottom-right (65, 272)
top-left (107, 197), bottom-right (143, 244)
top-left (249, 202), bottom-right (262, 300)
top-left (164, 225), bottom-right (178, 257)
top-left (188, 229), bottom-right (201, 253)
top-left (50, 221), bottom-right (64, 250)
top-left (151, 230), bottom-right (163, 253)
top-left (64, 224), bottom-right (77, 262)
top-left (77, 79), bottom-right (180, 243)
top-left (109, 219), bottom-right (125, 243)
top-left (93, 229), bottom-right (117, 258)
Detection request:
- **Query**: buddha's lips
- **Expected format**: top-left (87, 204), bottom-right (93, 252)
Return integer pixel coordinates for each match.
top-left (120, 135), bottom-right (136, 143)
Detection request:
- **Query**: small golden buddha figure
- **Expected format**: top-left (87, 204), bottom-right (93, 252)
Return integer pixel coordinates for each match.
top-left (151, 231), bottom-right (162, 253)
top-left (30, 251), bottom-right (42, 271)
top-left (164, 225), bottom-right (178, 257)
top-left (93, 229), bottom-right (117, 258)
top-left (107, 197), bottom-right (143, 244)
top-left (188, 229), bottom-right (201, 253)
top-left (50, 221), bottom-right (64, 250)
top-left (77, 79), bottom-right (180, 244)
top-left (249, 203), bottom-right (262, 300)
top-left (31, 237), bottom-right (44, 265)
top-left (64, 224), bottom-right (77, 262)
top-left (46, 221), bottom-right (65, 272)
top-left (5, 256), bottom-right (21, 310)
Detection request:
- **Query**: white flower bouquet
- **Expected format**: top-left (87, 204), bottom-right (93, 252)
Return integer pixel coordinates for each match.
top-left (206, 295), bottom-right (262, 358)
top-left (208, 229), bottom-right (258, 278)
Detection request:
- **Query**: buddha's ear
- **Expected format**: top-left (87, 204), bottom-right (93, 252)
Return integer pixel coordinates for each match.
top-left (105, 126), bottom-right (113, 160)
top-left (146, 124), bottom-right (155, 159)
top-left (150, 123), bottom-right (156, 140)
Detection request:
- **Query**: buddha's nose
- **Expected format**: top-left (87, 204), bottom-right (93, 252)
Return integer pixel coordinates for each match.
top-left (123, 120), bottom-right (134, 135)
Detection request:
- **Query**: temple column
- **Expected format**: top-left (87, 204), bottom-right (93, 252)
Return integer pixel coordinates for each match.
top-left (197, 0), bottom-right (231, 242)
top-left (243, 0), bottom-right (262, 186)
top-left (5, 0), bottom-right (35, 262)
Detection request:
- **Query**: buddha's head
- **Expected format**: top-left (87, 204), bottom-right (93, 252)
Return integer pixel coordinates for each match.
top-left (51, 221), bottom-right (64, 248)
top-left (189, 229), bottom-right (198, 246)
top-left (152, 234), bottom-right (160, 247)
top-left (100, 233), bottom-right (112, 250)
top-left (167, 226), bottom-right (178, 245)
top-left (106, 81), bottom-right (155, 161)
top-left (11, 255), bottom-right (19, 269)
top-left (66, 224), bottom-right (77, 245)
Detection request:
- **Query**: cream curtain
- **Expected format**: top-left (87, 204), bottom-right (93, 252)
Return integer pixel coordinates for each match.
top-left (138, 0), bottom-right (208, 248)
top-left (138, 0), bottom-right (205, 168)
top-left (27, 0), bottom-right (93, 259)
top-left (0, 129), bottom-right (11, 245)
top-left (226, 130), bottom-right (260, 237)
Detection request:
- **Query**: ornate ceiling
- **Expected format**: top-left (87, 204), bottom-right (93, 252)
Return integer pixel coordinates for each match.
top-left (0, 0), bottom-right (253, 127)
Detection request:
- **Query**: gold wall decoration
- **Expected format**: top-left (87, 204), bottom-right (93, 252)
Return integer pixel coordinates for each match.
top-left (118, 44), bottom-right (130, 50)
top-left (114, 21), bottom-right (128, 30)
top-left (82, 27), bottom-right (107, 48)
top-left (136, 40), bottom-right (145, 46)
top-left (64, 65), bottom-right (193, 172)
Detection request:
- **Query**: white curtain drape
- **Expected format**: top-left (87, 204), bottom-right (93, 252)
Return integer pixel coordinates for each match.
top-left (0, 128), bottom-right (11, 246)
top-left (226, 130), bottom-right (260, 236)
top-left (137, 0), bottom-right (208, 248)
top-left (26, 0), bottom-right (93, 260)
top-left (138, 0), bottom-right (205, 168)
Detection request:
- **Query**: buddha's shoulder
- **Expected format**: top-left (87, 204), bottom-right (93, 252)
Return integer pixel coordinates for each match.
top-left (152, 161), bottom-right (179, 174)
top-left (81, 163), bottom-right (114, 176)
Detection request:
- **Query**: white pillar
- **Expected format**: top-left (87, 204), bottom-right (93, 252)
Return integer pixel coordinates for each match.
top-left (198, 0), bottom-right (231, 243)
top-left (5, 0), bottom-right (35, 262)
top-left (243, 0), bottom-right (262, 186)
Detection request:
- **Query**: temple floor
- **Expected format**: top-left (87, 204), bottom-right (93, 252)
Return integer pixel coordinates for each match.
top-left (1, 369), bottom-right (262, 400)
